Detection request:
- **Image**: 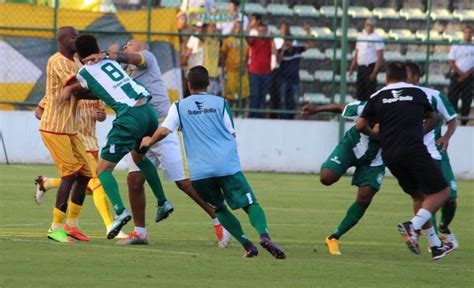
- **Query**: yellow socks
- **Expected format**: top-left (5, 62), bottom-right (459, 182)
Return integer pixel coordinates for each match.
top-left (44, 177), bottom-right (61, 190)
top-left (51, 208), bottom-right (66, 230)
top-left (90, 178), bottom-right (114, 227)
top-left (65, 202), bottom-right (82, 227)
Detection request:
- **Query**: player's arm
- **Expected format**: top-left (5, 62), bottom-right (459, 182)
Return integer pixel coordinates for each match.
top-left (438, 118), bottom-right (457, 151)
top-left (348, 49), bottom-right (358, 76)
top-left (84, 51), bottom-right (144, 67)
top-left (370, 49), bottom-right (384, 80)
top-left (35, 97), bottom-right (46, 120)
top-left (301, 104), bottom-right (345, 116)
top-left (355, 117), bottom-right (378, 138)
top-left (141, 103), bottom-right (180, 149)
top-left (59, 79), bottom-right (97, 104)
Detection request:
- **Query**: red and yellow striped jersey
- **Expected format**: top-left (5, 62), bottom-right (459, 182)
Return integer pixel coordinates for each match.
top-left (78, 100), bottom-right (104, 152)
top-left (39, 52), bottom-right (80, 135)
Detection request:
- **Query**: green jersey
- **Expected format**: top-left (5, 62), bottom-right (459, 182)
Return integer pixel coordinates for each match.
top-left (419, 86), bottom-right (457, 161)
top-left (76, 60), bottom-right (150, 117)
top-left (341, 101), bottom-right (382, 167)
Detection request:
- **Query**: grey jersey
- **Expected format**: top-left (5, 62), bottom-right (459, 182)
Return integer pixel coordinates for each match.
top-left (127, 50), bottom-right (170, 119)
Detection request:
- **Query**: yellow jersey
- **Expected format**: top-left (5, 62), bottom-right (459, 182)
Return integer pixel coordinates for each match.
top-left (39, 52), bottom-right (80, 135)
top-left (221, 37), bottom-right (249, 71)
top-left (78, 100), bottom-right (104, 152)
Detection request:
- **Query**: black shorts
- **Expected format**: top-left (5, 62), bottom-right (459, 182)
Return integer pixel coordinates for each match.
top-left (386, 150), bottom-right (448, 195)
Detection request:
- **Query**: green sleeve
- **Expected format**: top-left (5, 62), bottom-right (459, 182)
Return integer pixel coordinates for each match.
top-left (224, 99), bottom-right (234, 128)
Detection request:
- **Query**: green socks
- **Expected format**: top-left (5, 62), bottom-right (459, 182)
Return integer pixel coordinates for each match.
top-left (98, 170), bottom-right (125, 215)
top-left (216, 208), bottom-right (249, 245)
top-left (136, 158), bottom-right (167, 206)
top-left (245, 203), bottom-right (269, 236)
top-left (330, 202), bottom-right (367, 239)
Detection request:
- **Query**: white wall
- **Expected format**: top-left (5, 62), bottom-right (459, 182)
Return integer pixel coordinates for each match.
top-left (1, 111), bottom-right (473, 178)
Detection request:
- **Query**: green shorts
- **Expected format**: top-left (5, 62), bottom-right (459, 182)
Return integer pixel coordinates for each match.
top-left (321, 141), bottom-right (385, 191)
top-left (437, 159), bottom-right (457, 199)
top-left (191, 171), bottom-right (257, 210)
top-left (101, 104), bottom-right (158, 163)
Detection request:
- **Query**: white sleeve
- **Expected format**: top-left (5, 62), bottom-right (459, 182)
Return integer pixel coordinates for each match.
top-left (76, 69), bottom-right (89, 89)
top-left (223, 110), bottom-right (235, 134)
top-left (448, 46), bottom-right (456, 61)
top-left (186, 36), bottom-right (195, 50)
top-left (161, 103), bottom-right (180, 132)
top-left (375, 35), bottom-right (384, 50)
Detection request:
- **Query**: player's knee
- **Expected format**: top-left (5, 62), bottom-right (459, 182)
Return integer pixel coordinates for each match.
top-left (175, 180), bottom-right (191, 193)
top-left (320, 169), bottom-right (338, 186)
top-left (127, 172), bottom-right (145, 193)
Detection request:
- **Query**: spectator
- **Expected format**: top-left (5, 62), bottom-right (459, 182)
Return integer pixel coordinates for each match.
top-left (247, 23), bottom-right (274, 118)
top-left (276, 33), bottom-right (310, 120)
top-left (349, 18), bottom-right (384, 101)
top-left (249, 13), bottom-right (262, 36)
top-left (221, 21), bottom-right (250, 111)
top-left (447, 25), bottom-right (474, 126)
top-left (177, 11), bottom-right (192, 97)
top-left (203, 23), bottom-right (222, 95)
top-left (217, 0), bottom-right (248, 35)
top-left (184, 23), bottom-right (205, 74)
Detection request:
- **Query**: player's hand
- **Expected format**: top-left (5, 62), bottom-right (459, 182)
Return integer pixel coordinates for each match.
top-left (83, 53), bottom-right (105, 65)
top-left (372, 123), bottom-right (380, 135)
top-left (95, 109), bottom-right (106, 122)
top-left (437, 136), bottom-right (449, 151)
top-left (301, 104), bottom-right (315, 116)
top-left (369, 73), bottom-right (377, 81)
top-left (108, 43), bottom-right (120, 54)
top-left (35, 105), bottom-right (44, 120)
top-left (57, 87), bottom-right (72, 105)
top-left (457, 72), bottom-right (468, 83)
top-left (140, 136), bottom-right (153, 150)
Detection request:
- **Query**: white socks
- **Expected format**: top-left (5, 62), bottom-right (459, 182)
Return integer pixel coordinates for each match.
top-left (423, 226), bottom-right (441, 248)
top-left (411, 208), bottom-right (432, 230)
top-left (134, 226), bottom-right (147, 238)
top-left (212, 218), bottom-right (220, 226)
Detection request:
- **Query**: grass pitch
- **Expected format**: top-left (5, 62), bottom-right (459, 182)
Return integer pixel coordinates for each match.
top-left (0, 165), bottom-right (473, 287)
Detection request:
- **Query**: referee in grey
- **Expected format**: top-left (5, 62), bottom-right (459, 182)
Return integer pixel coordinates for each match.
top-left (349, 18), bottom-right (384, 101)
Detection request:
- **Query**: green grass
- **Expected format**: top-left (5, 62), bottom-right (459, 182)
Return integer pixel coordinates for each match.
top-left (0, 165), bottom-right (473, 287)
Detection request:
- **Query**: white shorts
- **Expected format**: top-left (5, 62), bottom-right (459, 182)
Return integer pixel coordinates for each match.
top-left (128, 129), bottom-right (188, 181)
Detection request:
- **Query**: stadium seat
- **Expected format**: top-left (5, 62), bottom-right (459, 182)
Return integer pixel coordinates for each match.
top-left (215, 2), bottom-right (229, 12)
top-left (161, 0), bottom-right (180, 8)
top-left (268, 25), bottom-right (278, 35)
top-left (299, 70), bottom-right (315, 82)
top-left (301, 48), bottom-right (325, 60)
top-left (348, 6), bottom-right (372, 18)
top-left (315, 70), bottom-right (336, 83)
top-left (399, 8), bottom-right (426, 20)
top-left (311, 27), bottom-right (334, 39)
top-left (430, 8), bottom-right (453, 21)
top-left (427, 74), bottom-right (450, 86)
top-left (415, 30), bottom-right (443, 42)
top-left (374, 28), bottom-right (388, 39)
top-left (243, 3), bottom-right (267, 15)
top-left (325, 48), bottom-right (352, 61)
top-left (303, 93), bottom-right (330, 104)
top-left (405, 51), bottom-right (428, 62)
top-left (388, 29), bottom-right (416, 41)
top-left (267, 4), bottom-right (294, 16)
top-left (431, 52), bottom-right (449, 62)
top-left (293, 5), bottom-right (320, 18)
top-left (336, 28), bottom-right (359, 39)
top-left (376, 72), bottom-right (386, 84)
top-left (290, 26), bottom-right (308, 37)
top-left (384, 51), bottom-right (405, 61)
top-left (372, 7), bottom-right (400, 20)
top-left (453, 9), bottom-right (474, 21)
top-left (335, 93), bottom-right (355, 104)
top-left (320, 6), bottom-right (343, 17)
top-left (442, 31), bottom-right (463, 42)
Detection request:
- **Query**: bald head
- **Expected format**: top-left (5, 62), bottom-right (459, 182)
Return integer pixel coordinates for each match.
top-left (57, 26), bottom-right (79, 54)
top-left (123, 39), bottom-right (148, 53)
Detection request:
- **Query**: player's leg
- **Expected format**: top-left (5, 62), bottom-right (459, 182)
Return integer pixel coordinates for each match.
top-left (157, 130), bottom-right (231, 246)
top-left (34, 176), bottom-right (60, 204)
top-left (325, 165), bottom-right (384, 255)
top-left (218, 172), bottom-right (286, 259)
top-left (438, 157), bottom-right (459, 248)
top-left (320, 140), bottom-right (355, 186)
top-left (192, 177), bottom-right (259, 257)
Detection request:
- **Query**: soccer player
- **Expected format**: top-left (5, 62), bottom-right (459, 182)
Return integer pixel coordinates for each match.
top-left (83, 39), bottom-right (231, 247)
top-left (140, 66), bottom-right (286, 259)
top-left (35, 99), bottom-right (127, 238)
top-left (356, 62), bottom-right (454, 260)
top-left (38, 26), bottom-right (92, 243)
top-left (59, 34), bottom-right (168, 239)
top-left (405, 62), bottom-right (459, 249)
top-left (301, 102), bottom-right (384, 255)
